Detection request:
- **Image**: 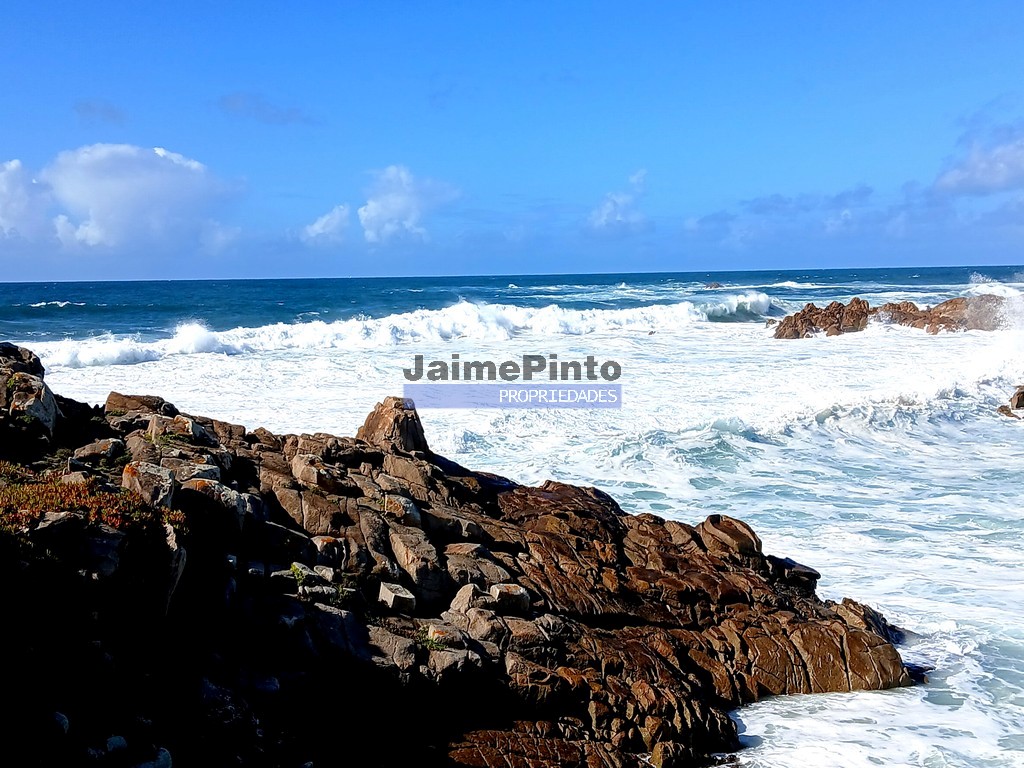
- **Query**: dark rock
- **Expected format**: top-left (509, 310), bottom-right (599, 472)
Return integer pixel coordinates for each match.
top-left (0, 368), bottom-right (917, 768)
top-left (0, 341), bottom-right (45, 376)
top-left (1010, 386), bottom-right (1024, 410)
top-left (73, 438), bottom-right (125, 464)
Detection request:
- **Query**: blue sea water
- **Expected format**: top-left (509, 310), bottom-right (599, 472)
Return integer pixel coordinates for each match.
top-left (3, 265), bottom-right (1020, 343)
top-left (2, 265), bottom-right (1024, 767)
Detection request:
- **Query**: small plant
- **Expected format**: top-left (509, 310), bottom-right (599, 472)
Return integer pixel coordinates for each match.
top-left (289, 563), bottom-right (308, 586)
top-left (0, 460), bottom-right (33, 484)
top-left (0, 465), bottom-right (170, 537)
top-left (326, 584), bottom-right (355, 608)
top-left (98, 452), bottom-right (130, 472)
top-left (414, 626), bottom-right (450, 651)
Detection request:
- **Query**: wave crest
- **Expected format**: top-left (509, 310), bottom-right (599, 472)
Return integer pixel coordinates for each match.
top-left (34, 295), bottom-right (776, 368)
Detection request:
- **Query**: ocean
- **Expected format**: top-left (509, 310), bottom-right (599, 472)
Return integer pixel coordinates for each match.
top-left (2, 265), bottom-right (1023, 767)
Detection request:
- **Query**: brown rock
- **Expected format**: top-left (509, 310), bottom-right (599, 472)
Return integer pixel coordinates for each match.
top-left (1010, 386), bottom-right (1024, 410)
top-left (388, 522), bottom-right (451, 604)
top-left (105, 391), bottom-right (179, 416)
top-left (121, 461), bottom-right (177, 508)
top-left (5, 375), bottom-right (918, 768)
top-left (775, 294), bottom-right (1006, 339)
top-left (356, 396), bottom-right (429, 453)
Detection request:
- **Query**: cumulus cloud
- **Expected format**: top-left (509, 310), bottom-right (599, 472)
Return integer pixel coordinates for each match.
top-left (587, 170), bottom-right (650, 235)
top-left (357, 165), bottom-right (457, 244)
top-left (0, 159), bottom-right (52, 240)
top-left (302, 204), bottom-right (350, 244)
top-left (218, 92), bottom-right (314, 125)
top-left (0, 143), bottom-right (231, 255)
top-left (41, 144), bottom-right (227, 248)
top-left (935, 135), bottom-right (1024, 196)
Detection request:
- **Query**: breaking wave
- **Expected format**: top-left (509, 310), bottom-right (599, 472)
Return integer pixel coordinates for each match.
top-left (35, 294), bottom-right (776, 368)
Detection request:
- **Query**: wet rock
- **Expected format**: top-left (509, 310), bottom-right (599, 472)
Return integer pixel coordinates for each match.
top-left (775, 294), bottom-right (1007, 339)
top-left (1011, 386), bottom-right (1024, 410)
top-left (773, 297), bottom-right (871, 339)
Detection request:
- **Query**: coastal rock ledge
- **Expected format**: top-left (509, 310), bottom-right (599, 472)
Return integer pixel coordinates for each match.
top-left (772, 293), bottom-right (1006, 339)
top-left (0, 345), bottom-right (913, 767)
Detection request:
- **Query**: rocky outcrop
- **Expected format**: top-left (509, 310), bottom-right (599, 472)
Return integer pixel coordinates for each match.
top-left (356, 395), bottom-right (430, 453)
top-left (774, 294), bottom-right (1007, 339)
top-left (0, 343), bottom-right (61, 459)
top-left (0, 344), bottom-right (915, 767)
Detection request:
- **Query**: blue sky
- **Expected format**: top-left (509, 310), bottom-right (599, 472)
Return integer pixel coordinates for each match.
top-left (2, 2), bottom-right (1024, 279)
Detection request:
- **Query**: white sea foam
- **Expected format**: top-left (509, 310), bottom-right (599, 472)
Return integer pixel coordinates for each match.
top-left (762, 280), bottom-right (827, 289)
top-left (964, 282), bottom-right (1024, 298)
top-left (28, 300), bottom-right (86, 308)
top-left (34, 295), bottom-right (777, 368)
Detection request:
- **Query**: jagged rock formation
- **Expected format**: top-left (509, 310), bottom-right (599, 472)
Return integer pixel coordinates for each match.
top-left (0, 344), bottom-right (915, 767)
top-left (773, 294), bottom-right (1007, 339)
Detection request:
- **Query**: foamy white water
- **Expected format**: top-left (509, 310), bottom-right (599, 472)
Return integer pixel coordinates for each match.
top-left (19, 276), bottom-right (1024, 768)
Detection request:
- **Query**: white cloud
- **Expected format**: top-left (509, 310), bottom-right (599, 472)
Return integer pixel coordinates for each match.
top-left (302, 203), bottom-right (350, 244)
top-left (357, 165), bottom-right (457, 244)
top-left (588, 169), bottom-right (650, 235)
top-left (41, 143), bottom-right (227, 248)
top-left (936, 136), bottom-right (1024, 196)
top-left (0, 159), bottom-right (52, 240)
